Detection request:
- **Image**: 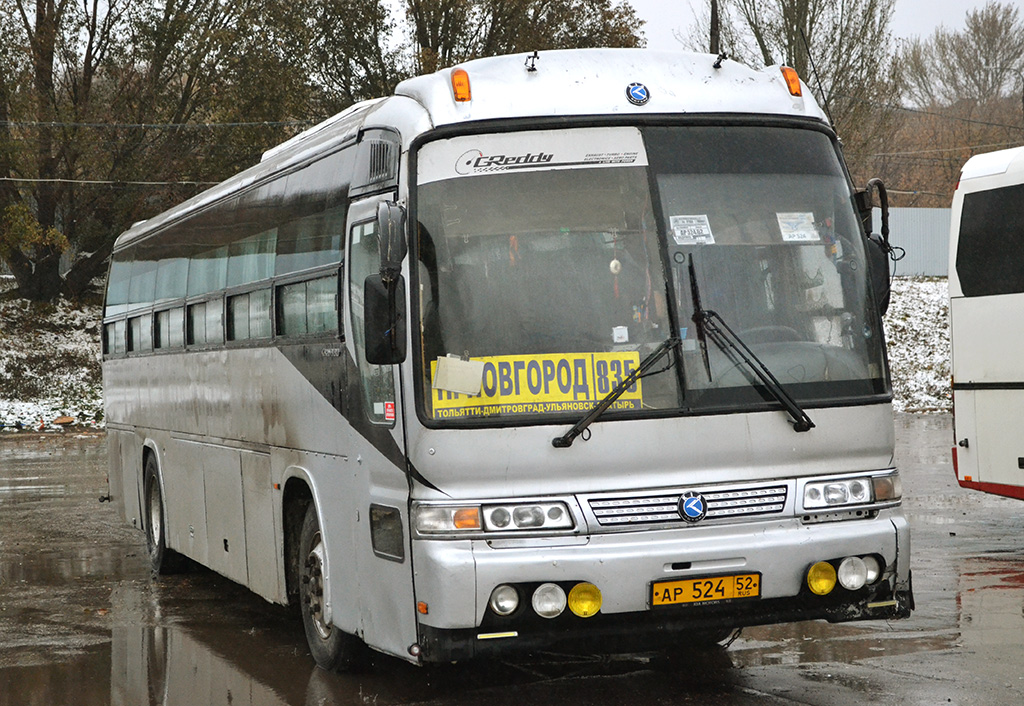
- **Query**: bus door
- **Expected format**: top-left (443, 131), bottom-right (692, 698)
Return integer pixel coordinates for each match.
top-left (344, 196), bottom-right (417, 658)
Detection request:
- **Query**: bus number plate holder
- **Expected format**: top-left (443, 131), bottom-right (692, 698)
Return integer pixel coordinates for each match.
top-left (650, 573), bottom-right (761, 607)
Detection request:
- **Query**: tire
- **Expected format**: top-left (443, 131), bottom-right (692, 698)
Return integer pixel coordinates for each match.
top-left (143, 453), bottom-right (185, 574)
top-left (299, 503), bottom-right (366, 671)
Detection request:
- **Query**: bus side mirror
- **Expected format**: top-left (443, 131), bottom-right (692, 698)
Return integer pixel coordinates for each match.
top-left (856, 179), bottom-right (892, 317)
top-left (377, 201), bottom-right (407, 281)
top-left (866, 234), bottom-right (891, 317)
top-left (364, 273), bottom-right (407, 365)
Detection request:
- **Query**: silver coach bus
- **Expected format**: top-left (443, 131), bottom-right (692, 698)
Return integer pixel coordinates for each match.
top-left (102, 49), bottom-right (912, 670)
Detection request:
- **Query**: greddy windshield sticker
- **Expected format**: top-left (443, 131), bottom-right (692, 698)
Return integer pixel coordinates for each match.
top-left (430, 351), bottom-right (643, 419)
top-left (418, 127), bottom-right (649, 185)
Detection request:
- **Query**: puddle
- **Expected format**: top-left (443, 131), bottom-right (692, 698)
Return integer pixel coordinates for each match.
top-left (4, 418), bottom-right (1024, 704)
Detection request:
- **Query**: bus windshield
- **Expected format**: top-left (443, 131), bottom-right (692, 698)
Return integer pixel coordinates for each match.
top-left (414, 124), bottom-right (888, 424)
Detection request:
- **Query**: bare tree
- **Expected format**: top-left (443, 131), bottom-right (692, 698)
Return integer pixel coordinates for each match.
top-left (404, 0), bottom-right (644, 74)
top-left (903, 1), bottom-right (1024, 108)
top-left (682, 0), bottom-right (902, 191)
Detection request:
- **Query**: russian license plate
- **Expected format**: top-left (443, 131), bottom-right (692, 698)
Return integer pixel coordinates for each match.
top-left (651, 573), bottom-right (761, 607)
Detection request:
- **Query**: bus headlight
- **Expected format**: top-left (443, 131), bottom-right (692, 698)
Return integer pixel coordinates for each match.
top-left (803, 478), bottom-right (871, 509)
top-left (413, 501), bottom-right (575, 535)
top-left (483, 502), bottom-right (574, 531)
top-left (872, 472), bottom-right (902, 503)
top-left (488, 585), bottom-right (520, 616)
top-left (802, 471), bottom-right (901, 511)
top-left (532, 583), bottom-right (567, 618)
top-left (862, 555), bottom-right (882, 584)
top-left (838, 556), bottom-right (868, 590)
top-left (413, 505), bottom-right (482, 533)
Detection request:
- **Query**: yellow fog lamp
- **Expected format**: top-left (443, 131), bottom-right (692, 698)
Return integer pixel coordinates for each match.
top-left (807, 561), bottom-right (837, 596)
top-left (567, 583), bottom-right (602, 618)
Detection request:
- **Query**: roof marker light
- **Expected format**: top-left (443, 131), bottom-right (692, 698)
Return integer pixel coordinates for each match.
top-left (451, 68), bottom-right (472, 102)
top-left (781, 66), bottom-right (803, 97)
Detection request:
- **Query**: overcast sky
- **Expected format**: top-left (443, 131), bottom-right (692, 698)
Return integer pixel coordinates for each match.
top-left (630, 0), bottom-right (1024, 52)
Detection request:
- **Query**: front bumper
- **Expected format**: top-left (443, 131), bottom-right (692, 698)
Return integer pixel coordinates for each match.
top-left (418, 579), bottom-right (913, 662)
top-left (411, 511), bottom-right (912, 662)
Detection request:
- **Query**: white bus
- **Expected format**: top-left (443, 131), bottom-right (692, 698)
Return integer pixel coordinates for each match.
top-left (103, 49), bottom-right (912, 670)
top-left (949, 145), bottom-right (1024, 500)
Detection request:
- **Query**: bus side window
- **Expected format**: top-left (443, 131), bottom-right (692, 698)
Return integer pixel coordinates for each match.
top-left (349, 220), bottom-right (397, 425)
top-left (155, 308), bottom-right (185, 349)
top-left (276, 275), bottom-right (340, 338)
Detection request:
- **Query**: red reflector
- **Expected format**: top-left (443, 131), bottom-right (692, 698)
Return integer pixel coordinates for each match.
top-left (951, 447), bottom-right (958, 477)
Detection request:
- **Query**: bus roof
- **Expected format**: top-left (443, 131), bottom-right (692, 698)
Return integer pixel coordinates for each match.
top-left (959, 144), bottom-right (1024, 183)
top-left (395, 48), bottom-right (828, 127)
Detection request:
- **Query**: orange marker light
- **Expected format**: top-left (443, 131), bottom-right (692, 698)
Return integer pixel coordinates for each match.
top-left (453, 507), bottom-right (481, 529)
top-left (780, 66), bottom-right (802, 97)
top-left (451, 68), bottom-right (472, 102)
top-left (417, 601), bottom-right (429, 615)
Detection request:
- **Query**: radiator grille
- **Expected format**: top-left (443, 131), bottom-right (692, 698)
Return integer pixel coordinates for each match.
top-left (589, 485), bottom-right (788, 526)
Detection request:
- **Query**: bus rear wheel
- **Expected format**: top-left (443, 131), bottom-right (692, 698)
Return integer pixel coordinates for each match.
top-left (299, 503), bottom-right (365, 671)
top-left (143, 454), bottom-right (185, 574)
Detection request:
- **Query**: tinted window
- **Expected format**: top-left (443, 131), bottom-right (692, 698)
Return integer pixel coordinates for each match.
top-left (156, 308), bottom-right (185, 349)
top-left (128, 315), bottom-right (153, 352)
top-left (275, 207), bottom-right (346, 275)
top-left (956, 183), bottom-right (1024, 296)
top-left (188, 302), bottom-right (207, 345)
top-left (105, 254), bottom-right (133, 317)
top-left (128, 258), bottom-right (158, 311)
top-left (105, 320), bottom-right (126, 355)
top-left (227, 230), bottom-right (277, 287)
top-left (187, 246), bottom-right (228, 297)
top-left (155, 257), bottom-right (188, 302)
top-left (228, 289), bottom-right (272, 341)
top-left (277, 275), bottom-right (339, 337)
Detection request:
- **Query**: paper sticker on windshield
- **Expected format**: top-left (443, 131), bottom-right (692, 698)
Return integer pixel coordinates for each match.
top-left (670, 215), bottom-right (715, 245)
top-left (430, 352), bottom-right (642, 420)
top-left (418, 127), bottom-right (648, 184)
top-left (777, 212), bottom-right (820, 242)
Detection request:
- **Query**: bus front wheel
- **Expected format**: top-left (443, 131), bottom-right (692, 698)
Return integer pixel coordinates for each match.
top-left (143, 454), bottom-right (185, 574)
top-left (299, 503), bottom-right (365, 671)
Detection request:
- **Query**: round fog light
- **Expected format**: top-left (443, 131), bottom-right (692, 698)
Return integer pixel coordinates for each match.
top-left (862, 555), bottom-right (882, 584)
top-left (489, 584), bottom-right (519, 616)
top-left (807, 561), bottom-right (837, 596)
top-left (567, 582), bottom-right (602, 618)
top-left (532, 583), bottom-right (567, 619)
top-left (838, 557), bottom-right (868, 590)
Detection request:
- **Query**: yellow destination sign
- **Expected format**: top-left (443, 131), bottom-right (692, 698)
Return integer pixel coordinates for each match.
top-left (431, 352), bottom-right (643, 419)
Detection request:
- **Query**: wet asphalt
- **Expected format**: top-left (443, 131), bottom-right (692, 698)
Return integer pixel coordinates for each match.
top-left (1, 414), bottom-right (1023, 705)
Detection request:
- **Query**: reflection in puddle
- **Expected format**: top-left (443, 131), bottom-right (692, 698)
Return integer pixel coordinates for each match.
top-left (957, 556), bottom-right (1024, 679)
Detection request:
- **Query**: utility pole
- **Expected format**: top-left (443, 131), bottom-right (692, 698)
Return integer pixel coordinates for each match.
top-left (710, 0), bottom-right (720, 54)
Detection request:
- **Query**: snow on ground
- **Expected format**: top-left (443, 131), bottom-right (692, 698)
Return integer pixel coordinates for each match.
top-left (0, 290), bottom-right (104, 431)
top-left (886, 277), bottom-right (951, 413)
top-left (0, 277), bottom-right (952, 432)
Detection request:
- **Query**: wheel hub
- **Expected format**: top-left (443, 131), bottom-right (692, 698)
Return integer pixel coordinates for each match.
top-left (305, 533), bottom-right (331, 640)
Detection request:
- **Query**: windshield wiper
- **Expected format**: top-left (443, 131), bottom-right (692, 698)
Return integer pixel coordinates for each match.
top-left (688, 254), bottom-right (814, 433)
top-left (552, 337), bottom-right (680, 448)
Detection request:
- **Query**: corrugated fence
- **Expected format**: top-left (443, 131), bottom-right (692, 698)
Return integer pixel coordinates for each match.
top-left (874, 207), bottom-right (951, 278)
